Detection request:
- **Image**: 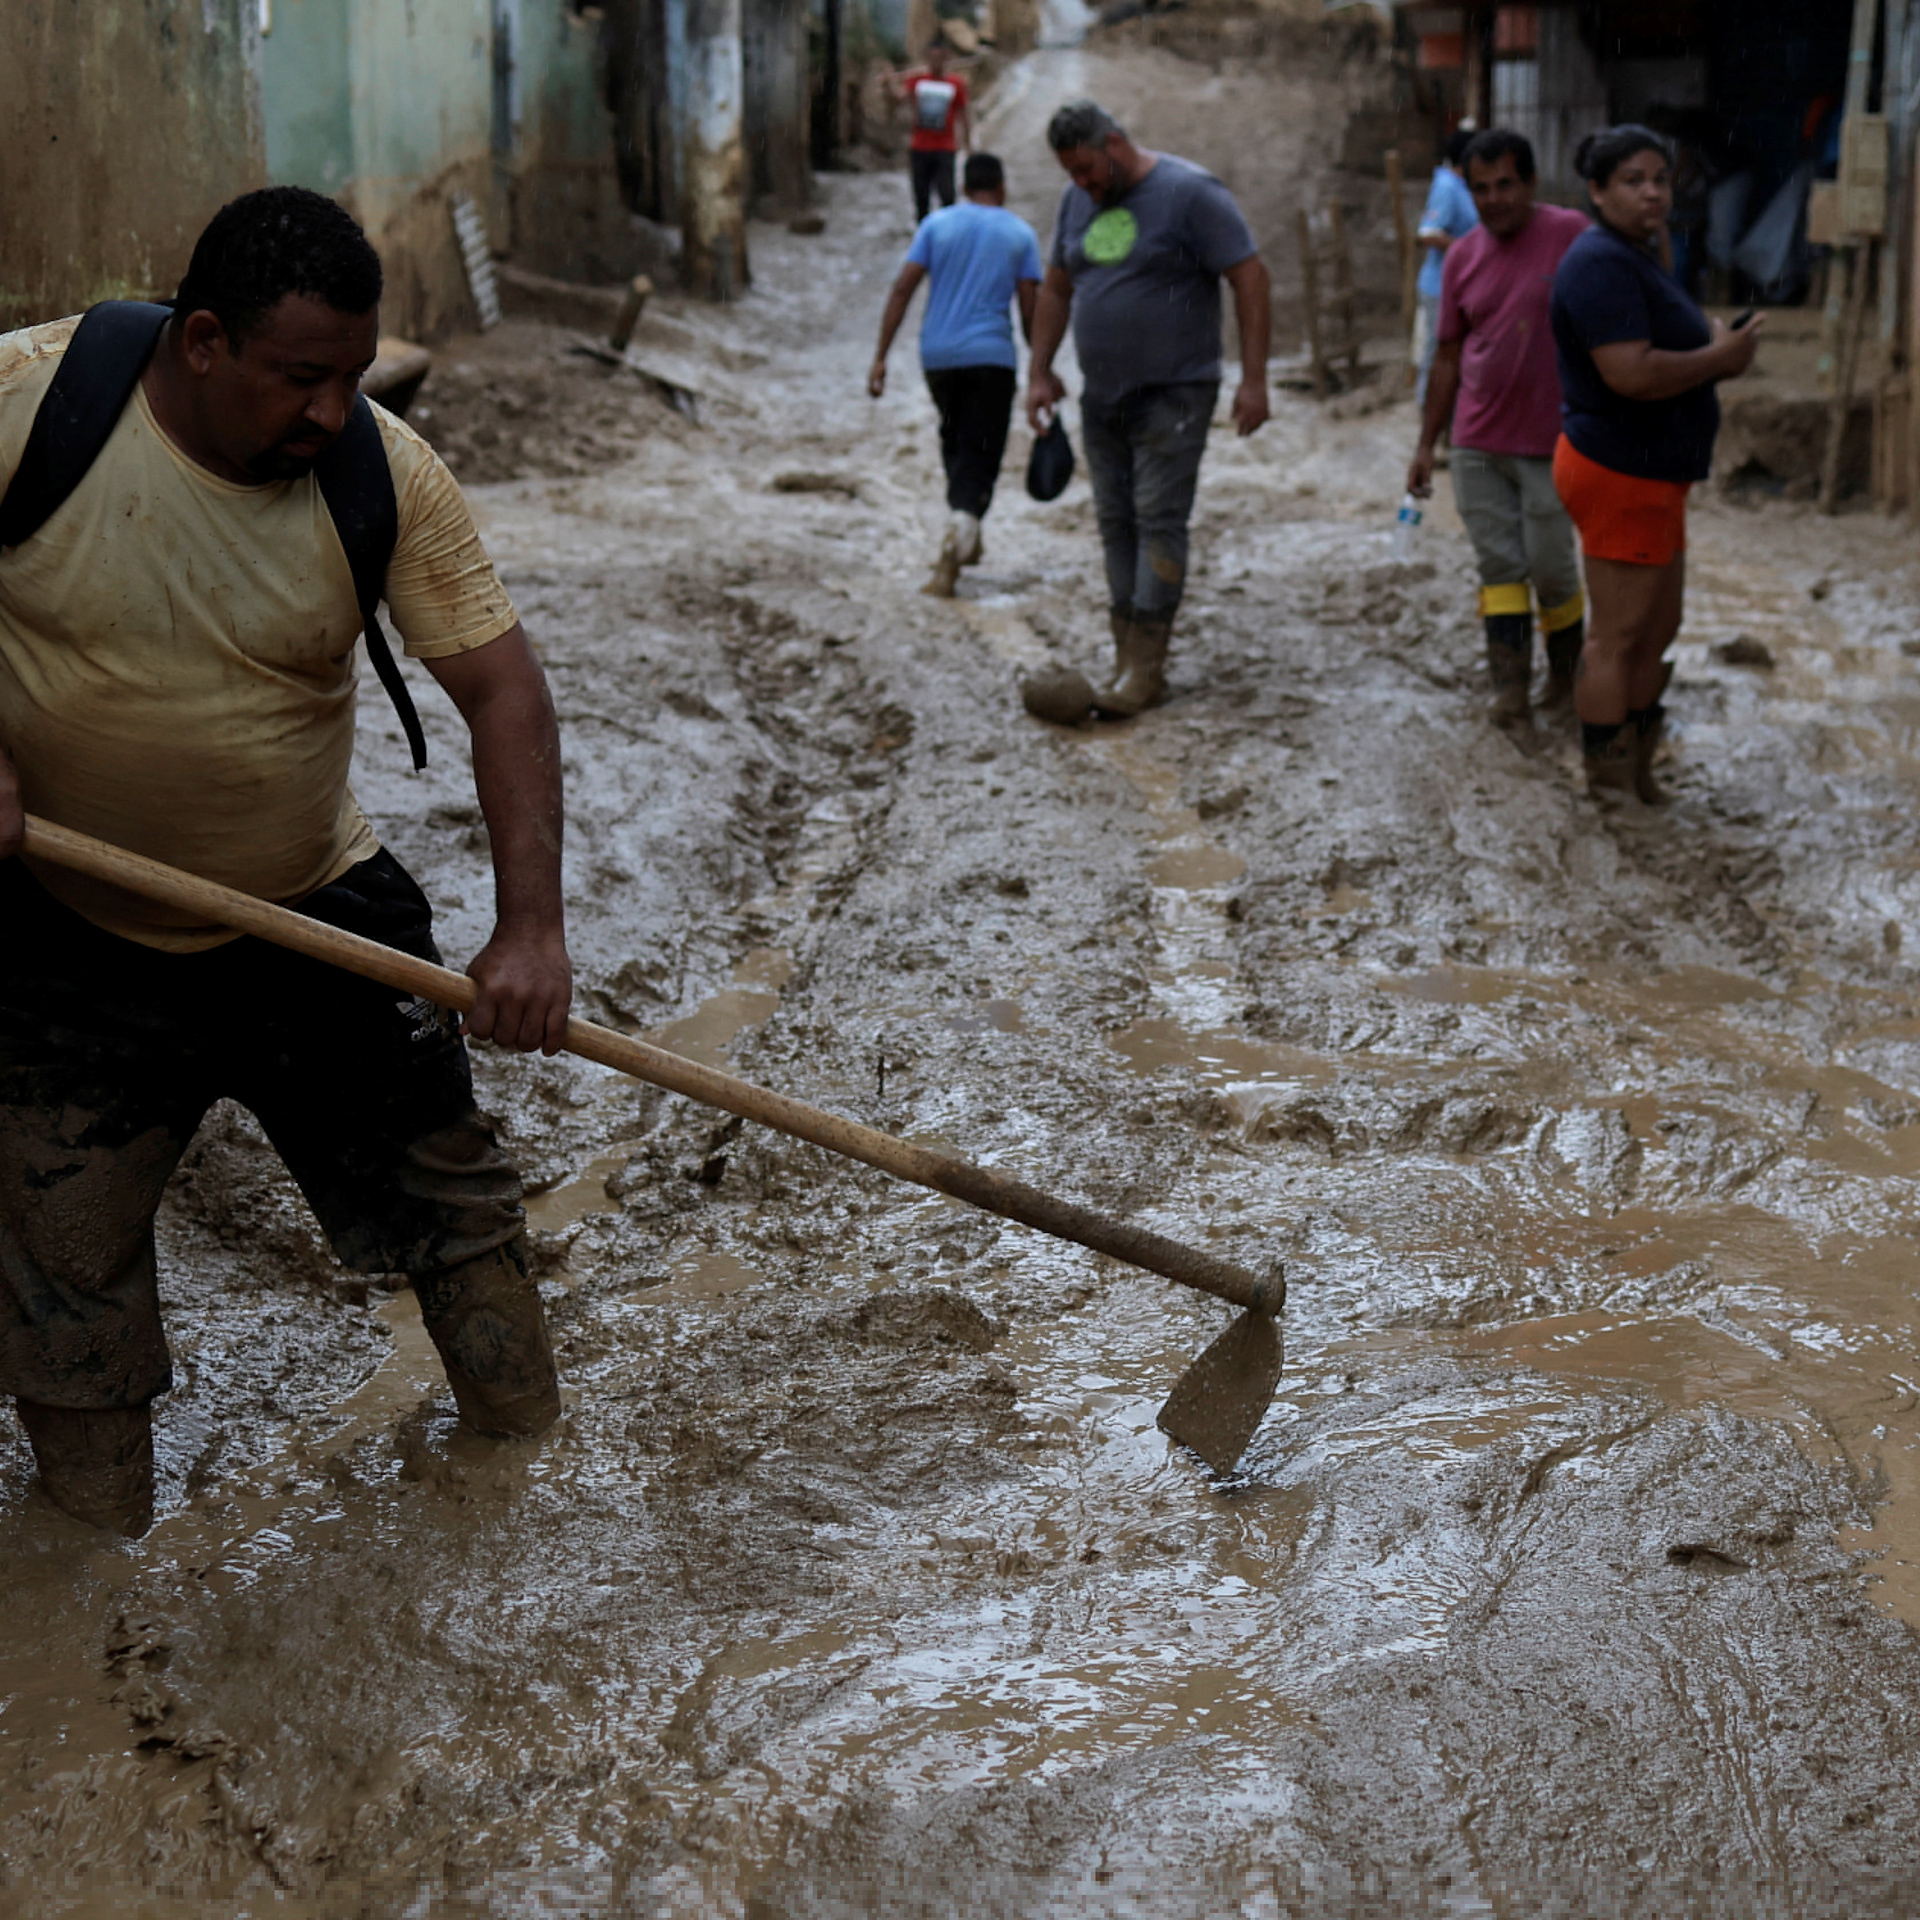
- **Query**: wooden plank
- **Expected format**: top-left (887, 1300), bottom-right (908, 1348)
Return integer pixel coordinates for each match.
top-left (1295, 208), bottom-right (1329, 399)
top-left (1386, 148), bottom-right (1417, 390)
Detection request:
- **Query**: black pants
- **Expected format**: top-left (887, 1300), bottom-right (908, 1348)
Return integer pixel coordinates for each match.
top-left (911, 148), bottom-right (957, 223)
top-left (0, 853), bottom-right (524, 1408)
top-left (924, 365), bottom-right (1017, 518)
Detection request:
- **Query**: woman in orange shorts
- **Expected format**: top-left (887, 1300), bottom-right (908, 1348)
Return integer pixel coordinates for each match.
top-left (1548, 126), bottom-right (1762, 800)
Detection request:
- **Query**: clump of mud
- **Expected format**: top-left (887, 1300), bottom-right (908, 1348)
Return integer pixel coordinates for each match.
top-left (410, 319), bottom-right (678, 483)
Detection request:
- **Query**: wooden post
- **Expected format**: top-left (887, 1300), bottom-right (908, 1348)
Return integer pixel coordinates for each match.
top-left (1328, 200), bottom-right (1360, 386)
top-left (1386, 148), bottom-right (1417, 388)
top-left (1822, 241), bottom-right (1874, 513)
top-left (1295, 208), bottom-right (1329, 399)
top-left (682, 0), bottom-right (749, 300)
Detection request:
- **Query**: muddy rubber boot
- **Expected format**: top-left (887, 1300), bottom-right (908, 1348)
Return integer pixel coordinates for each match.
top-left (1541, 618), bottom-right (1584, 712)
top-left (921, 522), bottom-right (961, 598)
top-left (15, 1398), bottom-right (156, 1537)
top-left (1632, 701), bottom-right (1670, 805)
top-left (1093, 615), bottom-right (1171, 719)
top-left (413, 1241), bottom-right (562, 1438)
top-left (1485, 613), bottom-right (1533, 723)
top-left (1582, 720), bottom-right (1637, 799)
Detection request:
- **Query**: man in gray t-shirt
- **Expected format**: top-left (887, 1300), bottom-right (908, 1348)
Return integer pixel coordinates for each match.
top-left (1022, 99), bottom-right (1269, 722)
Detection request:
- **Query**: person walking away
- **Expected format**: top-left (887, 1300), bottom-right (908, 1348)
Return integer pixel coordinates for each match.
top-left (870, 152), bottom-right (1043, 596)
top-left (1550, 125), bottom-right (1761, 801)
top-left (1023, 99), bottom-right (1270, 719)
top-left (0, 188), bottom-right (571, 1535)
top-left (1407, 128), bottom-right (1589, 723)
top-left (893, 42), bottom-right (972, 225)
top-left (1415, 128), bottom-right (1479, 409)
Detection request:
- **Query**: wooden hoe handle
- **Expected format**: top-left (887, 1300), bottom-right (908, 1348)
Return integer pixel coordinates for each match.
top-left (19, 817), bottom-right (1283, 1316)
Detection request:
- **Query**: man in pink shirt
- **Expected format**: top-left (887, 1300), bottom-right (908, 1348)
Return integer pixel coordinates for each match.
top-left (1407, 129), bottom-right (1590, 723)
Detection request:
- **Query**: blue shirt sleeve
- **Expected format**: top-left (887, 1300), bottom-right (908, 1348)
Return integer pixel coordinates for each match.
top-left (1441, 170), bottom-right (1478, 238)
top-left (906, 223), bottom-right (936, 271)
top-left (1018, 224), bottom-right (1044, 281)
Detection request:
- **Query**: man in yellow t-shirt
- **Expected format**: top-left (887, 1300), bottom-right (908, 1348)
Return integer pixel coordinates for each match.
top-left (0, 188), bottom-right (571, 1536)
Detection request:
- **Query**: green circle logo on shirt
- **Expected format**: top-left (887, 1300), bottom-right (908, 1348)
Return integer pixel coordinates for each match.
top-left (1083, 207), bottom-right (1139, 265)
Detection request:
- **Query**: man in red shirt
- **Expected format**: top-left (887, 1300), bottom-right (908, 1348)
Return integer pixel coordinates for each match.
top-left (1407, 128), bottom-right (1590, 723)
top-left (894, 41), bottom-right (972, 225)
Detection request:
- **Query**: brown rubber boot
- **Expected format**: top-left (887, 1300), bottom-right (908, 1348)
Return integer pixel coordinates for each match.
top-left (1093, 614), bottom-right (1171, 719)
top-left (1485, 613), bottom-right (1533, 723)
top-left (413, 1241), bottom-right (562, 1438)
top-left (1541, 619), bottom-right (1583, 712)
top-left (1632, 702), bottom-right (1670, 805)
top-left (15, 1398), bottom-right (156, 1536)
top-left (1584, 724), bottom-right (1638, 799)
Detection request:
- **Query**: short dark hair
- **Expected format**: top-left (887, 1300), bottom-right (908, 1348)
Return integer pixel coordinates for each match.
top-left (1443, 127), bottom-right (1476, 168)
top-left (1463, 128), bottom-right (1537, 183)
top-left (1573, 124), bottom-right (1673, 189)
top-left (173, 186), bottom-right (383, 343)
top-left (963, 152), bottom-right (1005, 193)
top-left (1047, 100), bottom-right (1123, 153)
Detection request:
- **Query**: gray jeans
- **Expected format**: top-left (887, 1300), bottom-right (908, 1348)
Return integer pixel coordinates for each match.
top-left (1080, 380), bottom-right (1219, 624)
top-left (1449, 446), bottom-right (1583, 615)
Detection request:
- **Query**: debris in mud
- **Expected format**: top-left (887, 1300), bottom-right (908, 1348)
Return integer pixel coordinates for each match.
top-left (1019, 665), bottom-right (1098, 724)
top-left (409, 319), bottom-right (679, 482)
top-left (1713, 633), bottom-right (1777, 669)
top-left (772, 469), bottom-right (861, 496)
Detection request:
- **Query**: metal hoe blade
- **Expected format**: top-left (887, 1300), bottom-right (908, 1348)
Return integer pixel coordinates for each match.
top-left (1157, 1309), bottom-right (1285, 1475)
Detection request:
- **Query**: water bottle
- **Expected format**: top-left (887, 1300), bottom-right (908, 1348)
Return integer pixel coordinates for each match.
top-left (1392, 492), bottom-right (1423, 563)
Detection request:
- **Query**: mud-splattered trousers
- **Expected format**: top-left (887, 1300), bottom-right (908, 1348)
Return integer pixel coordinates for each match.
top-left (1079, 380), bottom-right (1220, 625)
top-left (1449, 446), bottom-right (1585, 628)
top-left (0, 853), bottom-right (525, 1410)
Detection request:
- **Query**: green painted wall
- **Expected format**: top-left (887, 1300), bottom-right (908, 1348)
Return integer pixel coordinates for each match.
top-left (261, 0), bottom-right (630, 334)
top-left (260, 0), bottom-right (354, 192)
top-left (2, 0), bottom-right (266, 329)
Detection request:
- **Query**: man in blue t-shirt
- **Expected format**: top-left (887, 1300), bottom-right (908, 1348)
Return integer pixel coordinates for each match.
top-left (1415, 129), bottom-right (1479, 407)
top-left (871, 151), bottom-right (1043, 596)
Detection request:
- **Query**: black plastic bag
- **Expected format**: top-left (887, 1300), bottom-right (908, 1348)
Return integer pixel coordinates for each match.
top-left (1026, 414), bottom-right (1075, 501)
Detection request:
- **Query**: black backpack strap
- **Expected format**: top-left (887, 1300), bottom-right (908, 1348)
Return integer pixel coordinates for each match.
top-left (315, 397), bottom-right (427, 772)
top-left (0, 300), bottom-right (171, 550)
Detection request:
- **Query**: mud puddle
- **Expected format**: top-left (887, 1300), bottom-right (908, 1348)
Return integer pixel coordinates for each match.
top-left (21, 41), bottom-right (1920, 1920)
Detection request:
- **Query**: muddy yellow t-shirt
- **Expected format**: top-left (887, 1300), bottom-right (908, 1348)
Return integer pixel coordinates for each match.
top-left (0, 315), bottom-right (518, 950)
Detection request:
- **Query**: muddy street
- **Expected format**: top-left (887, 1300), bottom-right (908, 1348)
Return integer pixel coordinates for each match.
top-left (15, 36), bottom-right (1920, 1920)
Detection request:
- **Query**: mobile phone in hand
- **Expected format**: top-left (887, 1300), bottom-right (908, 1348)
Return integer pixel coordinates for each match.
top-left (1730, 309), bottom-right (1757, 330)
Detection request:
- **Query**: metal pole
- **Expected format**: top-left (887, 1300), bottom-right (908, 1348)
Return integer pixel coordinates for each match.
top-left (682, 0), bottom-right (748, 300)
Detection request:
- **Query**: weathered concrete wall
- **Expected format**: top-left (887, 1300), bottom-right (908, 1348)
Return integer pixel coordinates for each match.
top-left (262, 0), bottom-right (631, 339)
top-left (511, 2), bottom-right (650, 282)
top-left (745, 0), bottom-right (813, 211)
top-left (263, 0), bottom-right (492, 339)
top-left (1, 0), bottom-right (266, 331)
top-left (682, 0), bottom-right (750, 297)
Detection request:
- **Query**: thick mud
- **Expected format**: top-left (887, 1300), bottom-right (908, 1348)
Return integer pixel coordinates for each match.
top-left (13, 39), bottom-right (1920, 1920)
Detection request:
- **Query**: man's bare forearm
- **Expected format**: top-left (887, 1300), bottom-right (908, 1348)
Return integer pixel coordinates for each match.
top-left (1418, 342), bottom-right (1462, 450)
top-left (1231, 257), bottom-right (1271, 382)
top-left (1030, 281), bottom-right (1071, 377)
top-left (427, 627), bottom-right (564, 937)
top-left (875, 281), bottom-right (914, 366)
